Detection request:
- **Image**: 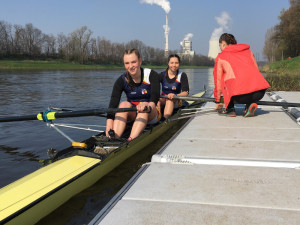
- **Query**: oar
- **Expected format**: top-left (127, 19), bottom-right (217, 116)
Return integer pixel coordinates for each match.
top-left (0, 107), bottom-right (138, 123)
top-left (160, 95), bottom-right (300, 108)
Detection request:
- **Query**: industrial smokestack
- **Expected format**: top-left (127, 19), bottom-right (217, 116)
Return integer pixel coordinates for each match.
top-left (165, 14), bottom-right (169, 57)
top-left (140, 0), bottom-right (171, 56)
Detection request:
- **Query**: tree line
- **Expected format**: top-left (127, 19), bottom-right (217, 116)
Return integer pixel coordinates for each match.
top-left (0, 21), bottom-right (214, 67)
top-left (264, 0), bottom-right (300, 62)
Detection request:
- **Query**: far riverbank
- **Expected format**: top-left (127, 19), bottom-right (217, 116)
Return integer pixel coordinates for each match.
top-left (0, 60), bottom-right (210, 70)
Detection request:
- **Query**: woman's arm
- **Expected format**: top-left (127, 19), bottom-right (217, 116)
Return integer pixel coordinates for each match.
top-left (106, 76), bottom-right (124, 136)
top-left (178, 72), bottom-right (189, 97)
top-left (213, 57), bottom-right (224, 110)
top-left (213, 56), bottom-right (223, 103)
top-left (107, 76), bottom-right (124, 119)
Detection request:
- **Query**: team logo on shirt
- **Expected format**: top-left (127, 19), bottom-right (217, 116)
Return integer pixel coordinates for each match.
top-left (172, 86), bottom-right (177, 90)
top-left (142, 89), bottom-right (148, 94)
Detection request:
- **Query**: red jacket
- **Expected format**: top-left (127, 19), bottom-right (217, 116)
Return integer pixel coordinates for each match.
top-left (213, 44), bottom-right (270, 107)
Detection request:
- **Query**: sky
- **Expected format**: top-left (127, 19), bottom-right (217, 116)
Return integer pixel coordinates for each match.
top-left (0, 0), bottom-right (290, 60)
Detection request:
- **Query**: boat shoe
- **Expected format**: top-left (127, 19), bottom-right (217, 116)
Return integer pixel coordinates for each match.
top-left (218, 108), bottom-right (236, 117)
top-left (243, 103), bottom-right (258, 117)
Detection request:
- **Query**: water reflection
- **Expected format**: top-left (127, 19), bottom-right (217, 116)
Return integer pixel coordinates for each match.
top-left (0, 145), bottom-right (40, 162)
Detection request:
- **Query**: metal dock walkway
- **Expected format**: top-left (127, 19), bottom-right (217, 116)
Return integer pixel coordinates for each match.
top-left (90, 92), bottom-right (300, 225)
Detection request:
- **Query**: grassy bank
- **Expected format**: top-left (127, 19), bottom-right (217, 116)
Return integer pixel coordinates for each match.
top-left (261, 56), bottom-right (300, 91)
top-left (0, 60), bottom-right (210, 70)
top-left (261, 56), bottom-right (300, 76)
top-left (0, 60), bottom-right (123, 70)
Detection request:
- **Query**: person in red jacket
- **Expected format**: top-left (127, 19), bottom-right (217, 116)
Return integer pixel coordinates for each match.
top-left (213, 33), bottom-right (270, 117)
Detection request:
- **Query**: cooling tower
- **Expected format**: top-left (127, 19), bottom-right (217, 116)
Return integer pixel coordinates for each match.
top-left (208, 40), bottom-right (221, 59)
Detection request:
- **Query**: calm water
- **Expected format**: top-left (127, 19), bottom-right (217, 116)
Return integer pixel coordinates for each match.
top-left (0, 68), bottom-right (214, 224)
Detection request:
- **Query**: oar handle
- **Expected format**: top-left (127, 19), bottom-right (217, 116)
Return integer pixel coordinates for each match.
top-left (53, 107), bottom-right (137, 119)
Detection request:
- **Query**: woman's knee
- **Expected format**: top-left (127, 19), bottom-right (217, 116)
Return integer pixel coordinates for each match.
top-left (119, 101), bottom-right (132, 108)
top-left (148, 103), bottom-right (158, 120)
top-left (253, 89), bottom-right (266, 102)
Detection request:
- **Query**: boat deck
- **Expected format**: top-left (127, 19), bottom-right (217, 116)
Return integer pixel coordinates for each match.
top-left (89, 92), bottom-right (300, 225)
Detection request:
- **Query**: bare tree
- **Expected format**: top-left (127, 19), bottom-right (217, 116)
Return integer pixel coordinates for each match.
top-left (0, 21), bottom-right (13, 55)
top-left (57, 33), bottom-right (70, 59)
top-left (69, 26), bottom-right (92, 63)
top-left (263, 27), bottom-right (280, 62)
top-left (42, 34), bottom-right (56, 57)
top-left (89, 38), bottom-right (97, 61)
top-left (12, 23), bottom-right (44, 57)
top-left (97, 37), bottom-right (112, 63)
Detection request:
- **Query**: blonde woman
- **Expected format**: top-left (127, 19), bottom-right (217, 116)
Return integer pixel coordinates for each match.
top-left (106, 49), bottom-right (161, 140)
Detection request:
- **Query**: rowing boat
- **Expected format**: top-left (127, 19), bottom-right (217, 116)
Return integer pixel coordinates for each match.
top-left (0, 91), bottom-right (205, 225)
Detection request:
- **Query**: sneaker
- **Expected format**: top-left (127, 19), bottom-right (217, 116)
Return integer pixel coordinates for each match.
top-left (243, 103), bottom-right (258, 117)
top-left (218, 108), bottom-right (236, 117)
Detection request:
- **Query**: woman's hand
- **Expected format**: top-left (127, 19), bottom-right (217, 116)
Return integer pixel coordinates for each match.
top-left (106, 119), bottom-right (114, 137)
top-left (136, 102), bottom-right (150, 113)
top-left (167, 93), bottom-right (176, 100)
top-left (106, 127), bottom-right (112, 137)
top-left (215, 103), bottom-right (224, 110)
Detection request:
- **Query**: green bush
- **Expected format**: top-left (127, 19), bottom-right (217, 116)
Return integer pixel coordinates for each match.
top-left (266, 74), bottom-right (300, 91)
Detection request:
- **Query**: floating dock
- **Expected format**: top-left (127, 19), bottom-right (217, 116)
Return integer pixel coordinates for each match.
top-left (89, 92), bottom-right (300, 225)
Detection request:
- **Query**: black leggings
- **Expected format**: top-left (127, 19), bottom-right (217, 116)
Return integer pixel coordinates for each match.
top-left (227, 89), bottom-right (267, 109)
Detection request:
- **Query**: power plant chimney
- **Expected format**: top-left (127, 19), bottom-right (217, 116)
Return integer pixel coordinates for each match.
top-left (165, 13), bottom-right (169, 57)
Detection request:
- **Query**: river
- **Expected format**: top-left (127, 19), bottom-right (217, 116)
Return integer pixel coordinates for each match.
top-left (0, 68), bottom-right (214, 224)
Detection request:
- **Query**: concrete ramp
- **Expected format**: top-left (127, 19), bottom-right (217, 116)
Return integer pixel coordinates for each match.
top-left (89, 92), bottom-right (300, 225)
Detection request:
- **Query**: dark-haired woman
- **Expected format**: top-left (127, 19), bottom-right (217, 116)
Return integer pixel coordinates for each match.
top-left (106, 49), bottom-right (161, 140)
top-left (213, 33), bottom-right (270, 117)
top-left (158, 54), bottom-right (189, 119)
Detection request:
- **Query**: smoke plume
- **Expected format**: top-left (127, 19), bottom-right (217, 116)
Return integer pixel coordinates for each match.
top-left (180, 33), bottom-right (193, 46)
top-left (140, 0), bottom-right (171, 14)
top-left (183, 33), bottom-right (193, 41)
top-left (210, 11), bottom-right (232, 40)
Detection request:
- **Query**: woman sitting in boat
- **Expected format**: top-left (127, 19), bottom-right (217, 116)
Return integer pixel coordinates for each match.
top-left (158, 54), bottom-right (189, 120)
top-left (213, 33), bottom-right (270, 117)
top-left (106, 48), bottom-right (161, 141)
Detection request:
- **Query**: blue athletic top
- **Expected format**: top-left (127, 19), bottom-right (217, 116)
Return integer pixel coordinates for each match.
top-left (159, 70), bottom-right (189, 95)
top-left (122, 68), bottom-right (152, 105)
top-left (107, 68), bottom-right (160, 119)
